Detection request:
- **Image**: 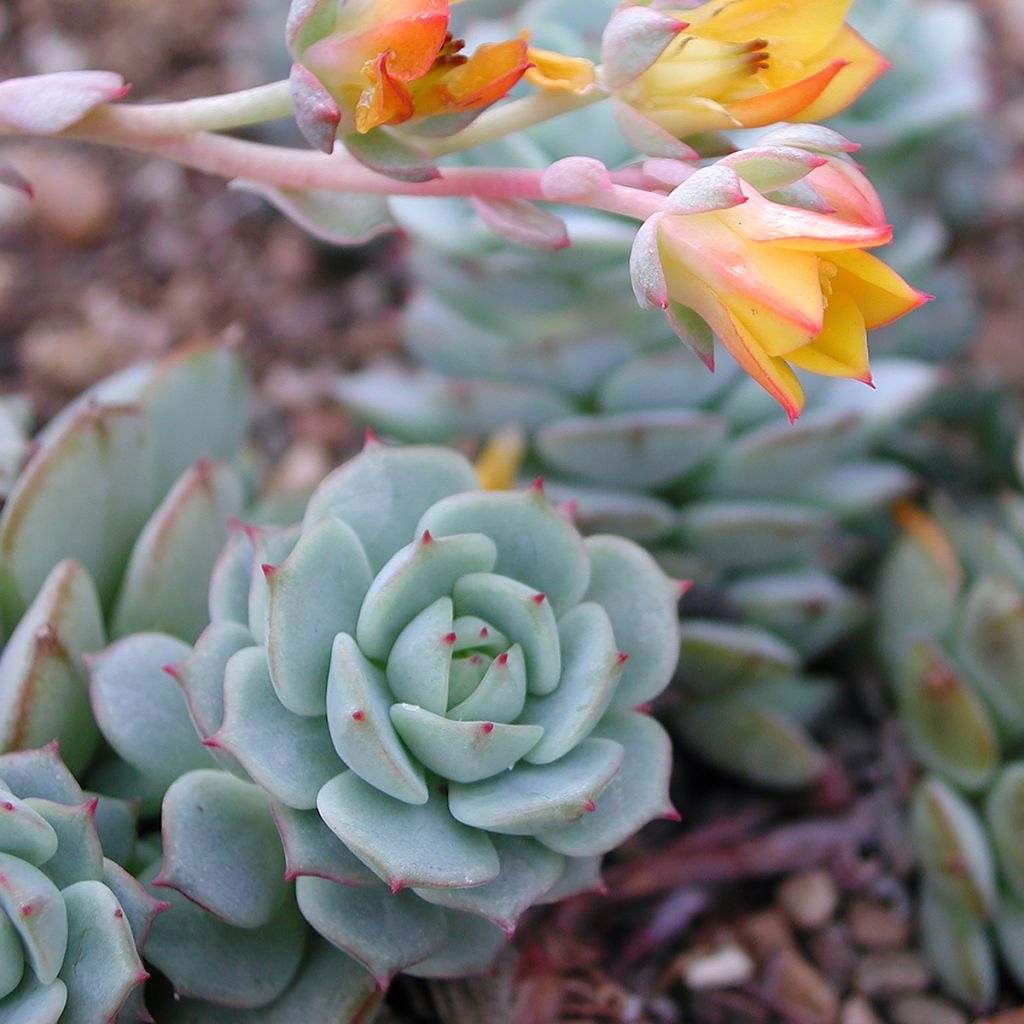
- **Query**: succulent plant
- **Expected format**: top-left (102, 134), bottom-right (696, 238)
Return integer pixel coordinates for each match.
top-left (0, 343), bottom-right (251, 778)
top-left (84, 437), bottom-right (680, 1009)
top-left (877, 495), bottom-right (1024, 1009)
top-left (0, 743), bottom-right (162, 1023)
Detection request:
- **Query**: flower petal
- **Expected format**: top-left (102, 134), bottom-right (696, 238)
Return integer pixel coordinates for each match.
top-left (830, 249), bottom-right (931, 329)
top-left (785, 287), bottom-right (869, 381)
top-left (726, 60), bottom-right (849, 128)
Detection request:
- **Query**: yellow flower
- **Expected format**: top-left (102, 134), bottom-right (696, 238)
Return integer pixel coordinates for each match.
top-left (649, 160), bottom-right (928, 419)
top-left (616, 0), bottom-right (888, 139)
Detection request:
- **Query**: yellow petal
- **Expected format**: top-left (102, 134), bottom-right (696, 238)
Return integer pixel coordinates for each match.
top-left (789, 25), bottom-right (890, 123)
top-left (785, 286), bottom-right (870, 381)
top-left (829, 249), bottom-right (931, 329)
top-left (524, 44), bottom-right (597, 93)
top-left (475, 425), bottom-right (526, 491)
top-left (682, 0), bottom-right (853, 64)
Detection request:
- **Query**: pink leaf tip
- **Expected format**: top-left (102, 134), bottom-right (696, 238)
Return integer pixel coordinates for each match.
top-left (389, 879), bottom-right (405, 895)
top-left (616, 651), bottom-right (629, 665)
top-left (583, 800), bottom-right (597, 813)
top-left (529, 476), bottom-right (545, 493)
top-left (162, 663), bottom-right (182, 681)
top-left (479, 626), bottom-right (490, 638)
top-left (421, 530), bottom-right (433, 544)
top-left (481, 722), bottom-right (495, 734)
top-left (496, 652), bottom-right (509, 666)
top-left (532, 593), bottom-right (547, 605)
top-left (363, 426), bottom-right (381, 447)
top-left (351, 709), bottom-right (366, 722)
top-left (261, 563), bottom-right (277, 580)
top-left (443, 632), bottom-right (458, 646)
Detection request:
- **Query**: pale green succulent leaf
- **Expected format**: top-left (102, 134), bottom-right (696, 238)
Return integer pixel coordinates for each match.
top-left (0, 559), bottom-right (104, 775)
top-left (208, 526), bottom-right (254, 625)
top-left (703, 411), bottom-right (857, 500)
top-left (88, 633), bottom-right (214, 793)
top-left (390, 705), bottom-right (543, 784)
top-left (142, 865), bottom-right (306, 1010)
top-left (134, 343), bottom-right (250, 499)
top-left (537, 713), bottom-right (673, 857)
top-left (448, 644), bottom-right (527, 724)
top-left (89, 795), bottom-right (136, 868)
top-left (23, 799), bottom-right (102, 889)
top-left (418, 489), bottom-right (591, 614)
top-left (675, 698), bottom-right (825, 789)
top-left (157, 937), bottom-right (382, 1024)
top-left (676, 501), bottom-right (833, 572)
top-left (953, 521), bottom-right (1024, 594)
top-left (726, 570), bottom-right (866, 660)
top-left (296, 876), bottom-right (445, 988)
top-left (955, 577), bottom-right (1024, 740)
top-left (537, 855), bottom-right (604, 905)
top-left (0, 788), bottom-right (58, 866)
top-left (0, 852), bottom-right (67, 985)
top-left (385, 597), bottom-right (454, 716)
top-left (449, 738), bottom-right (624, 836)
top-left (111, 460), bottom-right (245, 643)
top-left (326, 634), bottom-right (428, 805)
top-left (101, 858), bottom-right (166, 949)
top-left (304, 443), bottom-right (480, 572)
top-left (596, 345), bottom-right (739, 413)
top-left (0, 975), bottom-right (66, 1023)
top-left (84, 760), bottom-right (165, 819)
top-left (58, 880), bottom-right (145, 1024)
top-left (878, 533), bottom-right (961, 667)
top-left (0, 909), bottom-right (24, 1000)
top-left (0, 404), bottom-right (151, 622)
top-left (924, 881), bottom-right (997, 1011)
top-left (896, 640), bottom-right (998, 792)
top-left (995, 891), bottom-right (1024, 1000)
top-left (413, 835), bottom-right (563, 934)
top-left (356, 533), bottom-right (498, 661)
top-left (521, 603), bottom-right (622, 765)
top-left (583, 536), bottom-right (680, 711)
top-left (912, 776), bottom-right (996, 920)
top-left (450, 616), bottom-right (507, 656)
top-left (158, 771), bottom-right (286, 930)
top-left (677, 619), bottom-right (800, 696)
top-left (270, 803), bottom-right (378, 888)
top-left (317, 771), bottom-right (499, 891)
top-left (452, 573), bottom-right (561, 695)
top-left (986, 765), bottom-right (1024, 904)
top-left (536, 410), bottom-right (726, 489)
top-left (445, 652), bottom-right (491, 708)
top-left (541, 481), bottom-right (677, 543)
top-left (404, 909), bottom-right (507, 979)
top-left (742, 676), bottom-right (839, 728)
top-left (0, 746), bottom-right (83, 806)
top-left (217, 647), bottom-right (337, 810)
top-left (176, 621), bottom-right (254, 778)
top-left (246, 525), bottom-right (302, 649)
top-left (799, 460), bottom-right (917, 520)
top-left (267, 516), bottom-right (372, 716)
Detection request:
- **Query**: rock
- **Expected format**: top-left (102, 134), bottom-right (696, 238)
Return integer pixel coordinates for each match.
top-left (779, 869), bottom-right (840, 931)
top-left (764, 948), bottom-right (839, 1024)
top-left (735, 909), bottom-right (794, 962)
top-left (19, 321), bottom-right (126, 394)
top-left (887, 993), bottom-right (967, 1024)
top-left (839, 995), bottom-right (883, 1024)
top-left (853, 952), bottom-right (929, 999)
top-left (676, 942), bottom-right (756, 990)
top-left (807, 923), bottom-right (857, 991)
top-left (847, 898), bottom-right (911, 950)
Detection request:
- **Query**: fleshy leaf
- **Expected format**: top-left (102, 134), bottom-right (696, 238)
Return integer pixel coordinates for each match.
top-left (600, 5), bottom-right (686, 89)
top-left (448, 738), bottom-right (625, 836)
top-left (385, 597), bottom-right (454, 716)
top-left (342, 130), bottom-right (439, 183)
top-left (271, 803), bottom-right (378, 887)
top-left (468, 198), bottom-right (570, 252)
top-left (448, 644), bottom-right (527, 724)
top-left (0, 852), bottom-right (67, 986)
top-left (267, 516), bottom-right (372, 716)
top-left (0, 71), bottom-right (127, 134)
top-left (317, 772), bottom-right (499, 891)
top-left (404, 910), bottom-right (507, 979)
top-left (296, 877), bottom-right (445, 988)
top-left (158, 771), bottom-right (286, 929)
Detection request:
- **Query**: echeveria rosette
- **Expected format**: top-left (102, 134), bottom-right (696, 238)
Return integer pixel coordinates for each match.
top-left (100, 438), bottom-right (680, 992)
top-left (0, 744), bottom-right (160, 1024)
top-left (603, 0), bottom-right (889, 155)
top-left (286, 0), bottom-right (529, 163)
top-left (630, 131), bottom-right (929, 419)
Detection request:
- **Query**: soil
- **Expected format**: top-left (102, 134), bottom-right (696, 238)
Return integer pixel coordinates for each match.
top-left (2, 1), bottom-right (1024, 1022)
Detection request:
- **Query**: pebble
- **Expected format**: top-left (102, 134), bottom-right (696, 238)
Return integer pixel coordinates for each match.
top-left (839, 996), bottom-right (883, 1024)
top-left (887, 993), bottom-right (967, 1024)
top-left (847, 898), bottom-right (911, 950)
top-left (19, 322), bottom-right (126, 394)
top-left (853, 952), bottom-right (930, 999)
top-left (676, 942), bottom-right (755, 990)
top-left (735, 909), bottom-right (794, 962)
top-left (779, 869), bottom-right (840, 931)
top-left (807, 923), bottom-right (857, 991)
top-left (764, 948), bottom-right (839, 1024)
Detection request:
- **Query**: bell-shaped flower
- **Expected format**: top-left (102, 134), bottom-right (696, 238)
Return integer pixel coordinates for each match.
top-left (632, 155), bottom-right (928, 420)
top-left (287, 0), bottom-right (529, 147)
top-left (604, 0), bottom-right (889, 149)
